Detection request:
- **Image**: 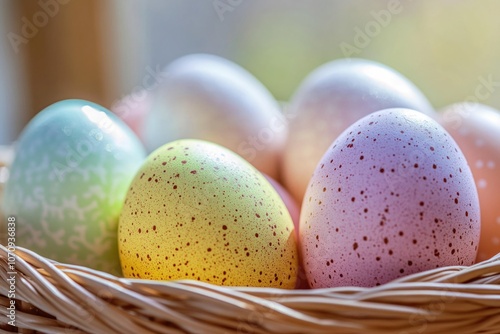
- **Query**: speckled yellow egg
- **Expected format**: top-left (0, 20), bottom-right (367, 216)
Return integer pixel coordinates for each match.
top-left (118, 139), bottom-right (298, 288)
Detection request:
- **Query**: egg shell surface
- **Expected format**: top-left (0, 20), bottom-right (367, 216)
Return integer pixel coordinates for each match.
top-left (2, 99), bottom-right (146, 275)
top-left (283, 58), bottom-right (435, 203)
top-left (119, 139), bottom-right (298, 288)
top-left (300, 108), bottom-right (480, 288)
top-left (263, 174), bottom-right (300, 235)
top-left (143, 54), bottom-right (287, 179)
top-left (263, 174), bottom-right (309, 288)
top-left (439, 103), bottom-right (500, 262)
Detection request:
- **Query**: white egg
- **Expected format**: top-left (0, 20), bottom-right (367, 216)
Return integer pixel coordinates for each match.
top-left (143, 54), bottom-right (287, 179)
top-left (283, 58), bottom-right (435, 202)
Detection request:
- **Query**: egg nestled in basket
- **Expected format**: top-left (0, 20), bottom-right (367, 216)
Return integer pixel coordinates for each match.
top-left (2, 100), bottom-right (146, 275)
top-left (300, 108), bottom-right (480, 288)
top-left (118, 139), bottom-right (299, 288)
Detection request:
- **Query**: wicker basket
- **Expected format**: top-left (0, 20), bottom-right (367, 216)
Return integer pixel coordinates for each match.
top-left (2, 147), bottom-right (500, 334)
top-left (0, 246), bottom-right (499, 334)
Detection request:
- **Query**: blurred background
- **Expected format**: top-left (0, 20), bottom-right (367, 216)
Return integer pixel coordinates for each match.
top-left (2, 0), bottom-right (500, 145)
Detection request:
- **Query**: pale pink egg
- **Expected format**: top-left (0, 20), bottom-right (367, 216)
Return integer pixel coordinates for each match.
top-left (301, 109), bottom-right (479, 288)
top-left (439, 103), bottom-right (500, 262)
top-left (111, 89), bottom-right (153, 141)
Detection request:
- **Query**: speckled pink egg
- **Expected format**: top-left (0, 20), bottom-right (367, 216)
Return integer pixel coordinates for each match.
top-left (300, 108), bottom-right (480, 288)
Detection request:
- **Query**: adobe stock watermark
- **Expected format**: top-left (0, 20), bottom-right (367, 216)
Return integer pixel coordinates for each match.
top-left (7, 0), bottom-right (72, 54)
top-left (61, 288), bottom-right (110, 334)
top-left (110, 65), bottom-right (166, 121)
top-left (441, 74), bottom-right (500, 130)
top-left (237, 103), bottom-right (296, 163)
top-left (213, 0), bottom-right (244, 22)
top-left (400, 282), bottom-right (457, 334)
top-left (237, 292), bottom-right (284, 334)
top-left (340, 0), bottom-right (404, 58)
top-left (6, 217), bottom-right (17, 327)
top-left (237, 116), bottom-right (287, 163)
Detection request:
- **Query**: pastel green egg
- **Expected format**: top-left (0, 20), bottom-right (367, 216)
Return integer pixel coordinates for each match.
top-left (2, 100), bottom-right (146, 275)
top-left (119, 139), bottom-right (298, 288)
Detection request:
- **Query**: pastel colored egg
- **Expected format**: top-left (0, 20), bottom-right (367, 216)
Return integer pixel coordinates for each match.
top-left (143, 54), bottom-right (287, 179)
top-left (283, 58), bottom-right (435, 203)
top-left (301, 108), bottom-right (479, 288)
top-left (111, 89), bottom-right (153, 142)
top-left (439, 103), bottom-right (500, 262)
top-left (2, 100), bottom-right (146, 275)
top-left (119, 139), bottom-right (298, 288)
